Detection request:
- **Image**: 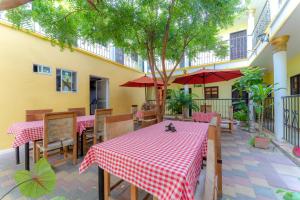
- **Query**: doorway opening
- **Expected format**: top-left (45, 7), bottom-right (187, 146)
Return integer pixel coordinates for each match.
top-left (89, 76), bottom-right (109, 115)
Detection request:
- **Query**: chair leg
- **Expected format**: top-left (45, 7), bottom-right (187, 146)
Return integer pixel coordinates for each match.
top-left (72, 144), bottom-right (77, 165)
top-left (229, 122), bottom-right (233, 133)
top-left (43, 150), bottom-right (48, 161)
top-left (93, 134), bottom-right (97, 145)
top-left (83, 134), bottom-right (87, 154)
top-left (63, 146), bottom-right (68, 161)
top-left (33, 141), bottom-right (37, 163)
top-left (36, 147), bottom-right (41, 162)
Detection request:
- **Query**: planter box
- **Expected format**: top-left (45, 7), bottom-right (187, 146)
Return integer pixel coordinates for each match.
top-left (255, 137), bottom-right (270, 149)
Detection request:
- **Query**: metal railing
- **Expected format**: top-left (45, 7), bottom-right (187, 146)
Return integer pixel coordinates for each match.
top-left (252, 0), bottom-right (271, 48)
top-left (156, 35), bottom-right (248, 71)
top-left (255, 97), bottom-right (274, 133)
top-left (283, 95), bottom-right (300, 147)
top-left (148, 98), bottom-right (248, 120)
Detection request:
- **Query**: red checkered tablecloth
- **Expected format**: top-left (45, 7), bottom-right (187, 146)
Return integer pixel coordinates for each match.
top-left (79, 120), bottom-right (209, 200)
top-left (192, 112), bottom-right (218, 123)
top-left (7, 115), bottom-right (94, 148)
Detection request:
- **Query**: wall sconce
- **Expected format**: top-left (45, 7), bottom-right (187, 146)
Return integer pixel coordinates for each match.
top-left (257, 33), bottom-right (269, 43)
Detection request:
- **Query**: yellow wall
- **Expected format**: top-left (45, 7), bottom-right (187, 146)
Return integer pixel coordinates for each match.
top-left (0, 24), bottom-right (144, 149)
top-left (147, 79), bottom-right (237, 100)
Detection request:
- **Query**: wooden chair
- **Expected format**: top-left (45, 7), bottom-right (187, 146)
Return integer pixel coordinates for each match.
top-left (141, 109), bottom-right (157, 128)
top-left (68, 107), bottom-right (86, 116)
top-left (131, 105), bottom-right (138, 121)
top-left (103, 113), bottom-right (133, 141)
top-left (26, 109), bottom-right (53, 122)
top-left (221, 106), bottom-right (234, 133)
top-left (201, 105), bottom-right (212, 113)
top-left (26, 109), bottom-right (53, 163)
top-left (103, 114), bottom-right (134, 200)
top-left (82, 109), bottom-right (112, 153)
top-left (34, 112), bottom-right (77, 166)
top-left (203, 117), bottom-right (219, 200)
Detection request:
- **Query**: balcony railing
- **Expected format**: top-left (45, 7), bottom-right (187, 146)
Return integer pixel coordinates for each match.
top-left (155, 35), bottom-right (248, 71)
top-left (148, 98), bottom-right (248, 120)
top-left (283, 95), bottom-right (300, 147)
top-left (252, 0), bottom-right (271, 48)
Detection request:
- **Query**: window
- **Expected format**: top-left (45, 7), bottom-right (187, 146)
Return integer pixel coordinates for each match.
top-left (56, 69), bottom-right (77, 92)
top-left (205, 86), bottom-right (219, 99)
top-left (291, 74), bottom-right (300, 95)
top-left (33, 64), bottom-right (51, 75)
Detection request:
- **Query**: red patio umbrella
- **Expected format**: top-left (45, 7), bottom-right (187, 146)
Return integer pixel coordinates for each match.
top-left (173, 69), bottom-right (243, 111)
top-left (120, 75), bottom-right (164, 99)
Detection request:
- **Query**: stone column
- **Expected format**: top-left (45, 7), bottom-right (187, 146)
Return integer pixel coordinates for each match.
top-left (270, 35), bottom-right (289, 141)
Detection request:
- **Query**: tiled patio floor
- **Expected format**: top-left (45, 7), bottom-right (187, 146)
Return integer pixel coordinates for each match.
top-left (0, 127), bottom-right (299, 200)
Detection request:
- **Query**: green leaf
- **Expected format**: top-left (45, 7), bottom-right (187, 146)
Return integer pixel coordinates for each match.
top-left (15, 158), bottom-right (56, 198)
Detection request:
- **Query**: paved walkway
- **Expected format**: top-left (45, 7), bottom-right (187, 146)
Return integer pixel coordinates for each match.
top-left (0, 127), bottom-right (299, 200)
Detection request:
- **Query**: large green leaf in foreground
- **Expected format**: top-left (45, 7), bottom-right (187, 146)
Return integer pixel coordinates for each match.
top-left (15, 158), bottom-right (56, 198)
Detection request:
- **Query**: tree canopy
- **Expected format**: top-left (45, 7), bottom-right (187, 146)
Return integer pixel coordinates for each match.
top-left (6, 0), bottom-right (243, 119)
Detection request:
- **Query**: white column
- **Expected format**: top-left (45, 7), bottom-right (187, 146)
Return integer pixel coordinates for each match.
top-left (247, 8), bottom-right (256, 132)
top-left (269, 0), bottom-right (280, 20)
top-left (247, 9), bottom-right (255, 55)
top-left (271, 35), bottom-right (289, 141)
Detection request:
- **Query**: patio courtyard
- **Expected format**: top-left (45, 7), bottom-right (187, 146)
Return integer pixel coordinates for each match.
top-left (0, 127), bottom-right (299, 200)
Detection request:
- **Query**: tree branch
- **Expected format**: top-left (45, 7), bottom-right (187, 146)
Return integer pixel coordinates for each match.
top-left (167, 36), bottom-right (194, 82)
top-left (161, 0), bottom-right (176, 78)
top-left (0, 0), bottom-right (32, 11)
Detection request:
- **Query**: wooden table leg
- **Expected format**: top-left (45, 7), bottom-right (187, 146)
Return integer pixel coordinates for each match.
top-left (104, 170), bottom-right (111, 200)
top-left (15, 146), bottom-right (20, 165)
top-left (25, 142), bottom-right (30, 171)
top-left (130, 184), bottom-right (138, 200)
top-left (98, 167), bottom-right (104, 200)
top-left (80, 134), bottom-right (84, 156)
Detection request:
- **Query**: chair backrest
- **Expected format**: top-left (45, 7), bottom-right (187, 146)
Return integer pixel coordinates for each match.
top-left (204, 117), bottom-right (219, 200)
top-left (200, 105), bottom-right (212, 113)
top-left (68, 107), bottom-right (86, 117)
top-left (142, 109), bottom-right (157, 120)
top-left (94, 108), bottom-right (113, 134)
top-left (104, 114), bottom-right (133, 141)
top-left (131, 105), bottom-right (138, 115)
top-left (43, 112), bottom-right (76, 146)
top-left (26, 109), bottom-right (53, 122)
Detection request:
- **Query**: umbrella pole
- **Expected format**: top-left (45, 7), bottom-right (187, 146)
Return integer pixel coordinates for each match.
top-left (145, 87), bottom-right (147, 101)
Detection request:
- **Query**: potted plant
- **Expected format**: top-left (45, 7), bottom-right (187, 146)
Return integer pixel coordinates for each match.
top-left (167, 89), bottom-right (199, 119)
top-left (249, 84), bottom-right (274, 149)
top-left (234, 110), bottom-right (248, 127)
top-left (233, 100), bottom-right (249, 127)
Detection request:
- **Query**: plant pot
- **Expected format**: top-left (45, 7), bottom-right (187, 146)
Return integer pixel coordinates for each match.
top-left (254, 137), bottom-right (270, 149)
top-left (182, 107), bottom-right (189, 119)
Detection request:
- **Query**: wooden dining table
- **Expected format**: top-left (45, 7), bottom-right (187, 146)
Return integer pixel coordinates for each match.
top-left (79, 120), bottom-right (209, 200)
top-left (7, 115), bottom-right (94, 170)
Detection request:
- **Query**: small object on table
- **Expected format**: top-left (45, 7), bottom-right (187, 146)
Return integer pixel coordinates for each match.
top-left (165, 123), bottom-right (176, 132)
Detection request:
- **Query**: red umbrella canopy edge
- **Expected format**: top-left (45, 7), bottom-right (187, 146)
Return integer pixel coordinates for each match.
top-left (172, 69), bottom-right (243, 85)
top-left (120, 75), bottom-right (164, 87)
